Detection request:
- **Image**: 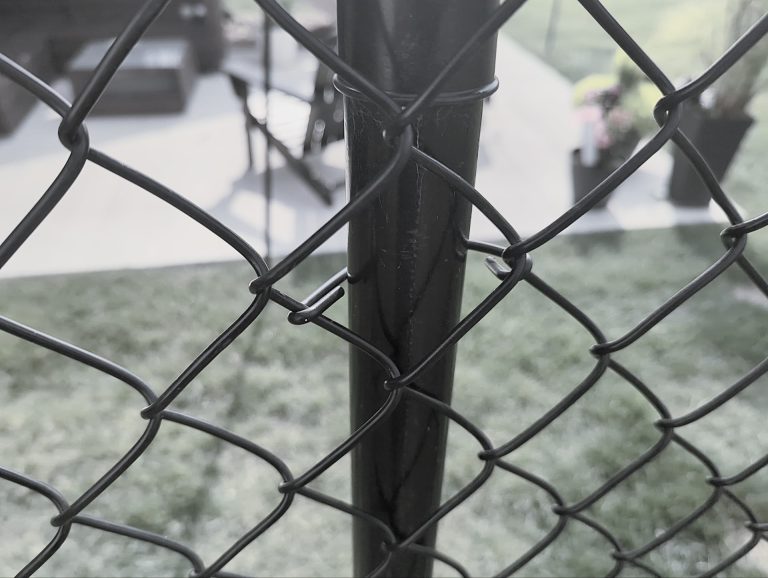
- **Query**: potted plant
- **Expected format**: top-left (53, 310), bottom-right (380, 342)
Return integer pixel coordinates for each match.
top-left (667, 0), bottom-right (768, 206)
top-left (572, 55), bottom-right (659, 208)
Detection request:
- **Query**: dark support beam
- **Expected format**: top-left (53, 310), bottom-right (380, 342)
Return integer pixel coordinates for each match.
top-left (338, 1), bottom-right (499, 576)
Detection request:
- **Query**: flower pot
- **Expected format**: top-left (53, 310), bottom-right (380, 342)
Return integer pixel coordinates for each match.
top-left (571, 149), bottom-right (612, 208)
top-left (667, 106), bottom-right (754, 206)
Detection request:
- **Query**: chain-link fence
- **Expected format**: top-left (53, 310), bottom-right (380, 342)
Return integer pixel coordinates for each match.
top-left (2, 0), bottom-right (768, 576)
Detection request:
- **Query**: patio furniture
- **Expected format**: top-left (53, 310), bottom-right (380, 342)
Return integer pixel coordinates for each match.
top-left (0, 0), bottom-right (226, 73)
top-left (0, 0), bottom-right (224, 134)
top-left (224, 23), bottom-right (344, 206)
top-left (303, 44), bottom-right (345, 155)
top-left (68, 38), bottom-right (197, 115)
top-left (0, 33), bottom-right (54, 135)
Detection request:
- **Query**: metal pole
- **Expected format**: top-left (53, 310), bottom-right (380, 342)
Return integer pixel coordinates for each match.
top-left (338, 2), bottom-right (499, 576)
top-left (262, 13), bottom-right (273, 265)
top-left (544, 0), bottom-right (562, 60)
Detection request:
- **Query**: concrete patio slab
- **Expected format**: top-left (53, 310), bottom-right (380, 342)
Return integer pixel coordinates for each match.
top-left (0, 35), bottom-right (725, 279)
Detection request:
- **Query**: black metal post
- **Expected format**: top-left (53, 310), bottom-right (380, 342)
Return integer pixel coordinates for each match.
top-left (339, 2), bottom-right (499, 576)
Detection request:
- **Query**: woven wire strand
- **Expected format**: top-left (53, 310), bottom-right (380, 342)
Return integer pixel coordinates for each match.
top-left (0, 0), bottom-right (768, 576)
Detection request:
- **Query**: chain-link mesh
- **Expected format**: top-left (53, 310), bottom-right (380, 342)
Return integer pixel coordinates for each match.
top-left (1, 0), bottom-right (768, 576)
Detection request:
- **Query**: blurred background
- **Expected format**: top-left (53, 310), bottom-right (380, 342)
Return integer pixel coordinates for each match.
top-left (2, 0), bottom-right (768, 576)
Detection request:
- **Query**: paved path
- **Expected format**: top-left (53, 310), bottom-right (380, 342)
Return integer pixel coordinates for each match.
top-left (0, 35), bottom-right (724, 278)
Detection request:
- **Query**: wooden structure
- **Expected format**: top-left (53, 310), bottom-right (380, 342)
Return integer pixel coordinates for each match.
top-left (0, 0), bottom-right (225, 133)
top-left (69, 38), bottom-right (197, 115)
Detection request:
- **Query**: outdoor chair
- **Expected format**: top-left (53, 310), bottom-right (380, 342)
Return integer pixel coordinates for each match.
top-left (225, 23), bottom-right (344, 207)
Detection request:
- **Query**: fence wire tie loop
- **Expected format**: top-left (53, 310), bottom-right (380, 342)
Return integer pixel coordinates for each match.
top-left (333, 73), bottom-right (500, 141)
top-left (485, 256), bottom-right (513, 280)
top-left (288, 286), bottom-right (345, 324)
top-left (287, 268), bottom-right (349, 324)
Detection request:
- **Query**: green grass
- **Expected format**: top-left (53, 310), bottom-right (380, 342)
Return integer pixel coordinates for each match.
top-left (223, 0), bottom-right (263, 14)
top-left (503, 0), bottom-right (730, 82)
top-left (3, 222), bottom-right (768, 576)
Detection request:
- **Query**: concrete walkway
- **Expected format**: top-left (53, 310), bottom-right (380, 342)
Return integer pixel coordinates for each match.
top-left (0, 35), bottom-right (724, 278)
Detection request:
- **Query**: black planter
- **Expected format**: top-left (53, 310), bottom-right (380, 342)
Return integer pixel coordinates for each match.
top-left (668, 106), bottom-right (754, 206)
top-left (571, 149), bottom-right (612, 208)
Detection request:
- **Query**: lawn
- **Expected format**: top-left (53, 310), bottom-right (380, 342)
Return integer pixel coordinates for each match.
top-left (504, 0), bottom-right (733, 83)
top-left (3, 222), bottom-right (768, 577)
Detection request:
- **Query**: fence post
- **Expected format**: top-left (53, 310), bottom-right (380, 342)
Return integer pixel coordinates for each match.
top-left (338, 1), bottom-right (499, 576)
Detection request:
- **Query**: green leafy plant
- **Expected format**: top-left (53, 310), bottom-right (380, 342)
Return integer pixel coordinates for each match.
top-left (710, 0), bottom-right (768, 118)
top-left (647, 0), bottom-right (768, 118)
top-left (573, 52), bottom-right (660, 169)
